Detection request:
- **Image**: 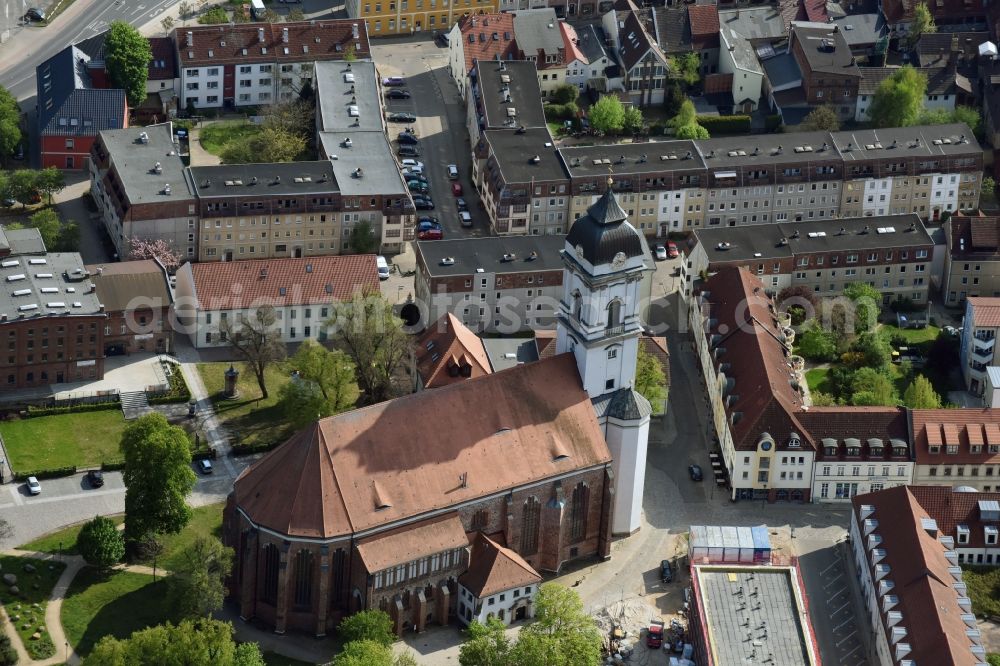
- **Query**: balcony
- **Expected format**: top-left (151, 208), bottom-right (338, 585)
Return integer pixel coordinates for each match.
top-left (973, 336), bottom-right (995, 355)
top-left (604, 325), bottom-right (626, 337)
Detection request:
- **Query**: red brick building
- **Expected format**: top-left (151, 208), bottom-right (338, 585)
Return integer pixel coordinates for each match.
top-left (86, 260), bottom-right (174, 357)
top-left (223, 353), bottom-right (615, 636)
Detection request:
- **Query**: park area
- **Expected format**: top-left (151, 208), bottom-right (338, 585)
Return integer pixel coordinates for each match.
top-left (198, 362), bottom-right (297, 452)
top-left (0, 555), bottom-right (66, 659)
top-left (0, 407), bottom-right (127, 472)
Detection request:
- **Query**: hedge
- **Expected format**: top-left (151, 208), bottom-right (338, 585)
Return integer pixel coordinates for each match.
top-left (25, 401), bottom-right (119, 417)
top-left (765, 114), bottom-right (783, 131)
top-left (14, 465), bottom-right (77, 481)
top-left (148, 369), bottom-right (191, 405)
top-left (231, 439), bottom-right (282, 456)
top-left (544, 103), bottom-right (578, 122)
top-left (101, 460), bottom-right (125, 471)
top-left (696, 115), bottom-right (751, 134)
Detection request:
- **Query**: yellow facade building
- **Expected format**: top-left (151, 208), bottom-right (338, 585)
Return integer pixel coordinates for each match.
top-left (347, 0), bottom-right (499, 36)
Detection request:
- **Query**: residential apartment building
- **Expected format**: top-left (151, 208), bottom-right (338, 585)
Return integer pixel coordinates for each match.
top-left (960, 297), bottom-right (1000, 395)
top-left (173, 255), bottom-right (379, 348)
top-left (563, 23), bottom-right (612, 93)
top-left (602, 5), bottom-right (668, 107)
top-left (347, 0), bottom-right (498, 37)
top-left (850, 487), bottom-right (990, 666)
top-left (719, 26), bottom-right (763, 113)
top-left (688, 215), bottom-right (935, 305)
top-left (174, 21), bottom-right (370, 110)
top-left (0, 228), bottom-right (107, 390)
top-left (85, 260), bottom-right (173, 356)
top-left (89, 123), bottom-right (197, 262)
top-left (511, 10), bottom-right (567, 99)
top-left (313, 60), bottom-right (415, 255)
top-left (448, 14), bottom-right (517, 101)
top-left (787, 22), bottom-right (860, 121)
top-left (467, 59), bottom-right (547, 149)
top-left (414, 235), bottom-right (566, 333)
top-left (944, 214), bottom-right (1000, 307)
top-left (910, 409), bottom-right (1000, 492)
top-left (856, 66), bottom-right (959, 123)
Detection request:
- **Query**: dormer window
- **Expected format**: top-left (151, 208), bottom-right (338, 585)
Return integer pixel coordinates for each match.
top-left (957, 525), bottom-right (970, 544)
top-left (929, 445), bottom-right (941, 454)
top-left (986, 526), bottom-right (998, 545)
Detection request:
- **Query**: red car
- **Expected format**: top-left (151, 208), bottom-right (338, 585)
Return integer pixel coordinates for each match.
top-left (451, 181), bottom-right (463, 196)
top-left (417, 220), bottom-right (443, 240)
top-left (667, 241), bottom-right (679, 258)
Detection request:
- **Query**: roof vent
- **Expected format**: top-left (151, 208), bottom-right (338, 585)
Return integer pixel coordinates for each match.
top-left (274, 175), bottom-right (281, 184)
top-left (530, 155), bottom-right (541, 164)
top-left (343, 137), bottom-right (353, 148)
top-left (353, 167), bottom-right (364, 178)
top-left (527, 251), bottom-right (538, 261)
top-left (153, 162), bottom-right (162, 174)
top-left (138, 131), bottom-right (149, 144)
top-left (163, 184), bottom-right (172, 195)
top-left (441, 257), bottom-right (456, 266)
top-left (715, 242), bottom-right (732, 251)
top-left (260, 267), bottom-right (268, 278)
top-left (502, 253), bottom-right (516, 262)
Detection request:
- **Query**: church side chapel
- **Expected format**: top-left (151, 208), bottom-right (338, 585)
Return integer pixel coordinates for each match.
top-left (222, 185), bottom-right (655, 636)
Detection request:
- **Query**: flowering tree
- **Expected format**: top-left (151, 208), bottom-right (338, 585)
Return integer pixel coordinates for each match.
top-left (128, 237), bottom-right (181, 271)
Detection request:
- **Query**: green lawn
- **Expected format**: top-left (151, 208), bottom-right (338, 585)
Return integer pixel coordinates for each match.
top-left (152, 503), bottom-right (224, 572)
top-left (61, 568), bottom-right (177, 656)
top-left (1, 409), bottom-right (127, 472)
top-left (805, 368), bottom-right (831, 394)
top-left (21, 516), bottom-right (125, 557)
top-left (199, 121), bottom-right (263, 156)
top-left (197, 362), bottom-right (296, 451)
top-left (263, 652), bottom-right (319, 666)
top-left (0, 555), bottom-right (67, 659)
top-left (880, 324), bottom-right (941, 346)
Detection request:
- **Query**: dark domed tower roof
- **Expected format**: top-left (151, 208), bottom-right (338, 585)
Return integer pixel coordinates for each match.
top-left (566, 185), bottom-right (647, 266)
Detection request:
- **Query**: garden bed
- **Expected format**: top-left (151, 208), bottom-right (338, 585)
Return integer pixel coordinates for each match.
top-left (0, 555), bottom-right (66, 660)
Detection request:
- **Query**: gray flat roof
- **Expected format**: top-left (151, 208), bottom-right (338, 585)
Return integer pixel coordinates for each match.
top-left (830, 13), bottom-right (883, 46)
top-left (482, 337), bottom-right (539, 371)
top-left (98, 123), bottom-right (192, 204)
top-left (560, 140), bottom-right (706, 176)
top-left (700, 131), bottom-right (841, 167)
top-left (319, 132), bottom-right (407, 196)
top-left (418, 234), bottom-right (566, 277)
top-left (831, 123), bottom-right (980, 159)
top-left (511, 8), bottom-right (561, 56)
top-left (0, 228), bottom-right (46, 255)
top-left (314, 60), bottom-right (383, 133)
top-left (695, 214), bottom-right (932, 264)
top-left (188, 162), bottom-right (339, 197)
top-left (696, 566), bottom-right (815, 666)
top-left (477, 60), bottom-right (546, 130)
top-left (763, 52), bottom-right (801, 89)
top-left (719, 6), bottom-right (787, 40)
top-left (0, 252), bottom-right (103, 321)
top-left (484, 128), bottom-right (566, 185)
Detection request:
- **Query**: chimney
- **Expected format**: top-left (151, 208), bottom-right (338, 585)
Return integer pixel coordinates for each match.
top-left (352, 22), bottom-right (359, 39)
top-left (459, 472), bottom-right (468, 488)
top-left (282, 27), bottom-right (289, 43)
top-left (258, 27), bottom-right (265, 42)
top-left (186, 31), bottom-right (193, 47)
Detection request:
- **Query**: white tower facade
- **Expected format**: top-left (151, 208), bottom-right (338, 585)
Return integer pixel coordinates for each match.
top-left (557, 185), bottom-right (653, 535)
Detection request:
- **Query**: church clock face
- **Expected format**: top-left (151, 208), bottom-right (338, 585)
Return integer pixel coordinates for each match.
top-left (612, 252), bottom-right (627, 269)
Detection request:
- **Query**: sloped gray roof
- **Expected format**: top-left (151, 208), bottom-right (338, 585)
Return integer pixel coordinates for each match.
top-left (565, 189), bottom-right (646, 265)
top-left (592, 388), bottom-right (652, 420)
top-left (512, 9), bottom-right (562, 57)
top-left (37, 44), bottom-right (126, 137)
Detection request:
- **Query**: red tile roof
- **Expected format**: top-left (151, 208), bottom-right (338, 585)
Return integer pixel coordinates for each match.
top-left (415, 313), bottom-right (492, 389)
top-left (688, 4), bottom-right (720, 36)
top-left (949, 214), bottom-right (1000, 259)
top-left (174, 20), bottom-right (370, 68)
top-left (459, 532), bottom-right (541, 598)
top-left (560, 21), bottom-right (586, 65)
top-left (700, 268), bottom-right (808, 451)
top-left (233, 353), bottom-right (611, 538)
top-left (907, 485), bottom-right (1000, 549)
top-left (799, 407), bottom-right (910, 461)
top-left (704, 73), bottom-right (733, 95)
top-left (802, 0), bottom-right (828, 23)
top-left (852, 486), bottom-right (985, 666)
top-left (967, 297), bottom-right (1000, 328)
top-left (188, 255), bottom-right (379, 310)
top-left (912, 408), bottom-right (1000, 465)
top-left (534, 330), bottom-right (556, 359)
top-left (355, 513), bottom-right (469, 572)
top-left (456, 13), bottom-right (517, 75)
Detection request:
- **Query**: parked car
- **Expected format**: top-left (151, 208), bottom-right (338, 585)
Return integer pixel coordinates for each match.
top-left (87, 469), bottom-right (105, 488)
top-left (198, 459), bottom-right (213, 475)
top-left (402, 165), bottom-right (424, 177)
top-left (447, 164), bottom-right (459, 180)
top-left (419, 215), bottom-right (439, 225)
top-left (667, 241), bottom-right (679, 258)
top-left (654, 244), bottom-right (667, 261)
top-left (688, 464), bottom-right (703, 481)
top-left (660, 559), bottom-right (673, 583)
top-left (460, 211), bottom-right (473, 228)
top-left (397, 132), bottom-right (419, 145)
top-left (24, 7), bottom-right (45, 20)
top-left (382, 76), bottom-right (406, 86)
top-left (388, 112), bottom-right (417, 123)
top-left (646, 620), bottom-right (664, 649)
top-left (413, 196), bottom-right (434, 210)
top-left (456, 197), bottom-right (468, 211)
top-left (451, 181), bottom-right (463, 196)
top-left (376, 255), bottom-right (390, 280)
top-left (407, 180), bottom-right (429, 194)
top-left (386, 89), bottom-right (411, 99)
top-left (417, 220), bottom-right (443, 240)
top-left (401, 159), bottom-right (424, 170)
top-left (398, 145), bottom-right (420, 157)
top-left (434, 31), bottom-right (449, 47)
top-left (26, 476), bottom-right (41, 495)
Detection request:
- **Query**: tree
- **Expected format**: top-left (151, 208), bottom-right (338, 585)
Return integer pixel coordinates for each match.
top-left (635, 344), bottom-right (667, 415)
top-left (220, 127), bottom-right (305, 163)
top-left (127, 236), bottom-right (181, 269)
top-left (868, 65), bottom-right (927, 128)
top-left (24, 208), bottom-right (61, 250)
top-left (168, 536), bottom-right (234, 618)
top-left (334, 641), bottom-right (395, 666)
top-left (0, 86), bottom-right (21, 163)
top-left (669, 99), bottom-right (709, 139)
top-left (668, 52), bottom-right (700, 86)
top-left (850, 367), bottom-right (897, 406)
top-left (286, 7), bottom-right (305, 21)
top-left (198, 6), bottom-right (230, 24)
top-left (338, 609), bottom-right (395, 647)
top-left (460, 618), bottom-right (513, 666)
top-left (798, 326), bottom-right (838, 362)
top-left (105, 21), bottom-right (153, 108)
top-left (349, 219), bottom-right (379, 254)
top-left (328, 293), bottom-right (411, 404)
top-left (810, 391), bottom-right (839, 406)
top-left (279, 377), bottom-right (333, 428)
top-left (551, 84), bottom-right (579, 106)
top-left (299, 79), bottom-right (315, 102)
top-left (983, 175), bottom-right (996, 201)
top-left (908, 2), bottom-right (936, 47)
top-left (219, 305), bottom-right (287, 400)
top-left (952, 105), bottom-right (981, 135)
top-left (903, 374), bottom-right (942, 408)
top-left (286, 339), bottom-right (356, 409)
top-left (84, 619), bottom-right (262, 666)
top-left (263, 7), bottom-right (280, 22)
top-left (344, 43), bottom-right (357, 63)
top-left (7, 169), bottom-right (38, 207)
top-left (622, 106), bottom-right (644, 134)
top-left (0, 634), bottom-right (16, 666)
top-left (662, 82), bottom-right (686, 117)
top-left (777, 285), bottom-right (818, 321)
top-left (588, 95), bottom-right (625, 135)
top-left (160, 16), bottom-right (175, 35)
top-left (799, 105), bottom-right (840, 132)
top-left (854, 331), bottom-right (893, 370)
top-left (844, 282), bottom-right (881, 333)
top-left (56, 222), bottom-right (80, 252)
top-left (35, 166), bottom-right (65, 204)
top-left (515, 583), bottom-right (602, 666)
top-left (178, 0), bottom-right (192, 18)
top-left (120, 413), bottom-right (196, 544)
top-left (78, 516), bottom-right (125, 570)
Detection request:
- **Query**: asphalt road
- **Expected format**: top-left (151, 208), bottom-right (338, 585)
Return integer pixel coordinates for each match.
top-left (0, 0), bottom-right (180, 102)
top-left (372, 36), bottom-right (487, 241)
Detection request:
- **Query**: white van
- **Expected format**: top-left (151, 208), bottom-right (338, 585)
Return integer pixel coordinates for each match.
top-left (376, 255), bottom-right (390, 280)
top-left (250, 0), bottom-right (265, 18)
top-left (447, 164), bottom-right (459, 180)
top-left (459, 211), bottom-right (472, 228)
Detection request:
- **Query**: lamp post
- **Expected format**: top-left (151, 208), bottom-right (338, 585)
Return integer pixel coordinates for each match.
top-left (0, 458), bottom-right (5, 484)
